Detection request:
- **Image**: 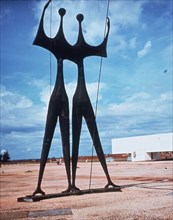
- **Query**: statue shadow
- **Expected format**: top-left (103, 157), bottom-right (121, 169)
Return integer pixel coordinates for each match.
top-left (120, 179), bottom-right (172, 191)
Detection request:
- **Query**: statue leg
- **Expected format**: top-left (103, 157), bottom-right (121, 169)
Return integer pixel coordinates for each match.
top-left (59, 101), bottom-right (71, 192)
top-left (71, 101), bottom-right (82, 191)
top-left (32, 100), bottom-right (58, 196)
top-left (84, 101), bottom-right (119, 188)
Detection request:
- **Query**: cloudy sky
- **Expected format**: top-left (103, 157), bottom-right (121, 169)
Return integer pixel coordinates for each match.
top-left (1, 0), bottom-right (172, 160)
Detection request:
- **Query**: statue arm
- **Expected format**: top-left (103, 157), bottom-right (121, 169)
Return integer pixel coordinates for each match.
top-left (33, 0), bottom-right (52, 51)
top-left (105, 17), bottom-right (110, 43)
top-left (97, 17), bottom-right (110, 57)
top-left (84, 17), bottom-right (110, 59)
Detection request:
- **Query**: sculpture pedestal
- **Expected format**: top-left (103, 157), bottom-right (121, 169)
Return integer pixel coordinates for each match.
top-left (17, 186), bottom-right (121, 202)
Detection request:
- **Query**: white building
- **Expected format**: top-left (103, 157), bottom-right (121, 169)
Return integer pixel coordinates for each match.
top-left (112, 133), bottom-right (173, 162)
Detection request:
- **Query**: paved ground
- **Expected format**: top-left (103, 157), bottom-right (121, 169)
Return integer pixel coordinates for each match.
top-left (0, 161), bottom-right (173, 219)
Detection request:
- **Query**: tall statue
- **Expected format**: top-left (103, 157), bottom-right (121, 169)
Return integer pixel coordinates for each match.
top-left (71, 14), bottom-right (118, 191)
top-left (32, 0), bottom-right (118, 196)
top-left (32, 1), bottom-right (71, 196)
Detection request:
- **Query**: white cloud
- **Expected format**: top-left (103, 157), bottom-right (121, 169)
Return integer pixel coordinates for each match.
top-left (29, 79), bottom-right (51, 107)
top-left (0, 85), bottom-right (33, 110)
top-left (124, 92), bottom-right (151, 102)
top-left (1, 85), bottom-right (46, 130)
top-left (109, 1), bottom-right (143, 26)
top-left (137, 40), bottom-right (152, 58)
top-left (114, 38), bottom-right (128, 52)
top-left (95, 91), bottom-right (172, 141)
top-left (129, 37), bottom-right (137, 49)
top-left (40, 85), bottom-right (51, 107)
top-left (1, 86), bottom-right (48, 159)
top-left (65, 82), bottom-right (76, 103)
top-left (105, 91), bottom-right (171, 117)
top-left (86, 82), bottom-right (105, 102)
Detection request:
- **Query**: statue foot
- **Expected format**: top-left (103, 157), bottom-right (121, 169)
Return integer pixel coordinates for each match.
top-left (62, 186), bottom-right (72, 193)
top-left (105, 181), bottom-right (120, 189)
top-left (32, 188), bottom-right (45, 196)
top-left (70, 185), bottom-right (81, 192)
top-left (62, 185), bottom-right (81, 193)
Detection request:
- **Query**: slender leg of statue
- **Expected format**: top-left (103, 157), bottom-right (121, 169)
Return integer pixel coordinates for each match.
top-left (32, 59), bottom-right (72, 196)
top-left (71, 60), bottom-right (118, 189)
top-left (71, 101), bottom-right (82, 191)
top-left (84, 104), bottom-right (118, 188)
top-left (59, 101), bottom-right (71, 192)
top-left (32, 100), bottom-right (58, 196)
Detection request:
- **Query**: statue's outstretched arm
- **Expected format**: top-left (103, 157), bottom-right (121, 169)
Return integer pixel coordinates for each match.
top-left (33, 0), bottom-right (52, 51)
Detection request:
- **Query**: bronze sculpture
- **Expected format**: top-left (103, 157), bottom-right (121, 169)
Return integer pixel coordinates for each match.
top-left (32, 0), bottom-right (118, 196)
top-left (32, 2), bottom-right (71, 196)
top-left (71, 14), bottom-right (118, 190)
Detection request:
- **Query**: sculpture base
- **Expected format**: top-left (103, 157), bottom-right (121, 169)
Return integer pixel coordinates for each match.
top-left (18, 186), bottom-right (121, 202)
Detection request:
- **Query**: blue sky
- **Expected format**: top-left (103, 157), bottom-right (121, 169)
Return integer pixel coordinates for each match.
top-left (1, 0), bottom-right (172, 160)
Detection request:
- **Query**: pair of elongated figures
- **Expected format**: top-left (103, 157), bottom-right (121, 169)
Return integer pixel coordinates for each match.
top-left (33, 0), bottom-right (118, 196)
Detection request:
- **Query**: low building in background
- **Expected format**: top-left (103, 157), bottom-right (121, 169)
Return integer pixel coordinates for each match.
top-left (112, 133), bottom-right (173, 162)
